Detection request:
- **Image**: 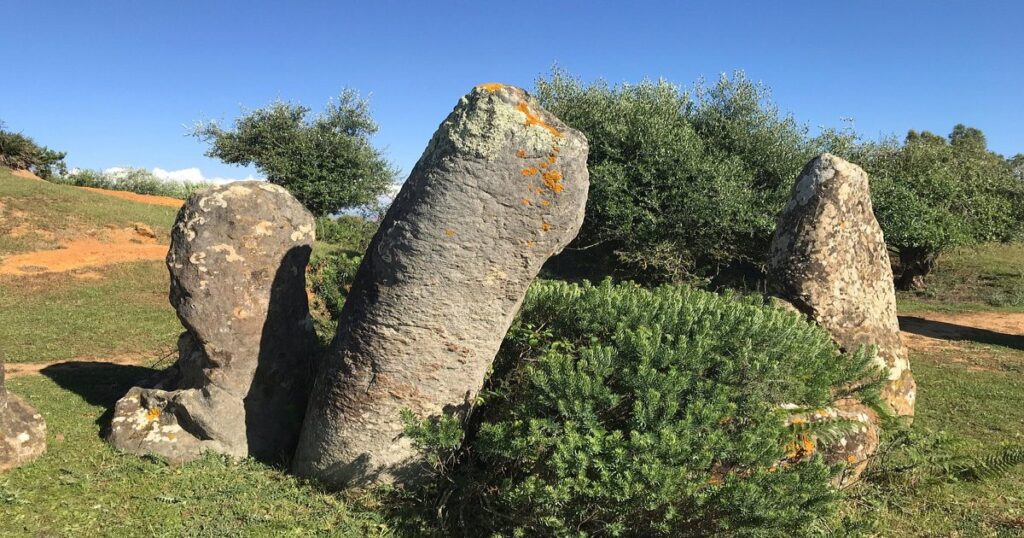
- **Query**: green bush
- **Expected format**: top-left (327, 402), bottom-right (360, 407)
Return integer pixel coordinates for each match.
top-left (51, 168), bottom-right (210, 199)
top-left (315, 215), bottom-right (378, 251)
top-left (307, 248), bottom-right (363, 344)
top-left (406, 280), bottom-right (882, 536)
top-left (857, 126), bottom-right (1024, 289)
top-left (534, 71), bottom-right (849, 285)
top-left (0, 124), bottom-right (67, 179)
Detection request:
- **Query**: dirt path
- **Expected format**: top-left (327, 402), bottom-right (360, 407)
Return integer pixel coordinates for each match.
top-left (899, 311), bottom-right (1024, 353)
top-left (78, 186), bottom-right (184, 208)
top-left (3, 355), bottom-right (160, 379)
top-left (0, 224), bottom-right (167, 277)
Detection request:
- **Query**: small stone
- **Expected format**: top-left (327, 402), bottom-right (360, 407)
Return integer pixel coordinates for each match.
top-left (1, 357), bottom-right (47, 473)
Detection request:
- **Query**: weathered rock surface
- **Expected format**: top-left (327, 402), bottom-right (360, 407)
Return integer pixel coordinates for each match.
top-left (769, 154), bottom-right (916, 483)
top-left (1, 357), bottom-right (47, 473)
top-left (108, 182), bottom-right (317, 463)
top-left (293, 84), bottom-right (590, 487)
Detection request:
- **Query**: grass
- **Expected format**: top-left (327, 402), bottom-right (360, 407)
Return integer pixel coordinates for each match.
top-left (0, 167), bottom-right (177, 254)
top-left (1, 368), bottom-right (391, 536)
top-left (0, 261), bottom-right (180, 363)
top-left (897, 243), bottom-right (1024, 313)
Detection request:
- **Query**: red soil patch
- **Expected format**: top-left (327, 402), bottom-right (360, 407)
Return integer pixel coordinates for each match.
top-left (78, 186), bottom-right (184, 208)
top-left (900, 311), bottom-right (1024, 352)
top-left (0, 225), bottom-right (168, 277)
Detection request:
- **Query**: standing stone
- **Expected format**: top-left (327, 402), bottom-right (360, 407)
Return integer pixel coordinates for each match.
top-left (1, 356), bottom-right (47, 472)
top-left (107, 182), bottom-right (317, 463)
top-left (293, 84), bottom-right (590, 487)
top-left (769, 154), bottom-right (916, 482)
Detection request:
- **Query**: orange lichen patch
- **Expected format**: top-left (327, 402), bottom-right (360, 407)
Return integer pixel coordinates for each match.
top-left (516, 149), bottom-right (527, 158)
top-left (145, 407), bottom-right (162, 423)
top-left (547, 154), bottom-right (557, 164)
top-left (78, 186), bottom-right (184, 208)
top-left (540, 223), bottom-right (552, 232)
top-left (516, 102), bottom-right (562, 138)
top-left (539, 162), bottom-right (549, 169)
top-left (445, 228), bottom-right (456, 237)
top-left (476, 82), bottom-right (506, 91)
top-left (539, 199), bottom-right (550, 207)
top-left (846, 454), bottom-right (858, 464)
top-left (542, 170), bottom-right (564, 193)
top-left (0, 227), bottom-right (168, 277)
top-left (521, 198), bottom-right (531, 206)
top-left (525, 240), bottom-right (535, 248)
top-left (785, 433), bottom-right (816, 460)
top-left (521, 167), bottom-right (539, 176)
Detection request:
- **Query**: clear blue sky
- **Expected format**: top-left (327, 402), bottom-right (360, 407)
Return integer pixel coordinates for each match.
top-left (2, 0), bottom-right (1021, 182)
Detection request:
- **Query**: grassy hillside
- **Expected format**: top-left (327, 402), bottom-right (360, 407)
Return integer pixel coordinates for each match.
top-left (0, 169), bottom-right (181, 362)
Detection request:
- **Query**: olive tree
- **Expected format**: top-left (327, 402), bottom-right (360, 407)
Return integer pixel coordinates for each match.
top-left (534, 70), bottom-right (845, 285)
top-left (859, 126), bottom-right (1024, 289)
top-left (192, 90), bottom-right (395, 216)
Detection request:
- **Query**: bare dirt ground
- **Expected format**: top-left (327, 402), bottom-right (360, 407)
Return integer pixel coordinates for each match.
top-left (899, 311), bottom-right (1024, 353)
top-left (9, 169), bottom-right (43, 180)
top-left (0, 224), bottom-right (168, 277)
top-left (78, 186), bottom-right (184, 208)
top-left (3, 353), bottom-right (170, 379)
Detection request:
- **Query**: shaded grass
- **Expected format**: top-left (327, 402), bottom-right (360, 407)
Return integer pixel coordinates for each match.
top-left (0, 168), bottom-right (177, 254)
top-left (1, 368), bottom-right (391, 536)
top-left (898, 243), bottom-right (1024, 313)
top-left (0, 261), bottom-right (180, 363)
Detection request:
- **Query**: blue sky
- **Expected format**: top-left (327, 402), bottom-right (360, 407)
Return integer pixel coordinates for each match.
top-left (2, 1), bottom-right (1021, 183)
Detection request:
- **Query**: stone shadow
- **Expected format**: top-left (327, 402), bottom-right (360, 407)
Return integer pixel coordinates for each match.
top-left (899, 316), bottom-right (1024, 351)
top-left (40, 361), bottom-right (161, 437)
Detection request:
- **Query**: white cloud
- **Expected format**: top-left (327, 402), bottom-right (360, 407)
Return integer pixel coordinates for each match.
top-left (152, 167), bottom-right (260, 185)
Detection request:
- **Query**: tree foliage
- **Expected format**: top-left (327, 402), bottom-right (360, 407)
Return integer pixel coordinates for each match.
top-left (534, 70), bottom-right (848, 285)
top-left (857, 125), bottom-right (1024, 288)
top-left (405, 280), bottom-right (881, 536)
top-left (192, 91), bottom-right (395, 216)
top-left (0, 122), bottom-right (67, 179)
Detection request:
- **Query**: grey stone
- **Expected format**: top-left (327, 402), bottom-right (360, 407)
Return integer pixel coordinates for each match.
top-left (769, 154), bottom-right (916, 484)
top-left (107, 182), bottom-right (317, 463)
top-left (293, 84), bottom-right (590, 488)
top-left (1, 357), bottom-right (47, 473)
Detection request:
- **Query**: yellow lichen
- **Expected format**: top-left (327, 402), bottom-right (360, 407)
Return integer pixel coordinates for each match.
top-left (445, 229), bottom-right (456, 237)
top-left (540, 223), bottom-right (552, 232)
top-left (145, 407), bottom-right (161, 423)
top-left (540, 199), bottom-right (550, 207)
top-left (521, 167), bottom-right (539, 176)
top-left (521, 198), bottom-right (531, 206)
top-left (516, 102), bottom-right (562, 138)
top-left (516, 149), bottom-right (527, 158)
top-left (525, 240), bottom-right (535, 248)
top-left (547, 154), bottom-right (557, 164)
top-left (476, 82), bottom-right (505, 91)
top-left (539, 161), bottom-right (549, 169)
top-left (542, 170), bottom-right (564, 193)
top-left (846, 454), bottom-right (857, 464)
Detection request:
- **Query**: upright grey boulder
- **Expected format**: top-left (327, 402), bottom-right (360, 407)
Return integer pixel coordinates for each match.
top-left (108, 182), bottom-right (317, 463)
top-left (769, 154), bottom-right (915, 419)
top-left (293, 84), bottom-right (590, 487)
top-left (1, 356), bottom-right (47, 472)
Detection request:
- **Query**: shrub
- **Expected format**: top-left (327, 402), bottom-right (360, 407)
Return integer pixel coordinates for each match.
top-left (407, 280), bottom-right (882, 536)
top-left (306, 248), bottom-right (363, 344)
top-left (192, 90), bottom-right (396, 216)
top-left (534, 71), bottom-right (850, 286)
top-left (0, 123), bottom-right (67, 179)
top-left (857, 126), bottom-right (1024, 289)
top-left (52, 167), bottom-right (210, 199)
top-left (315, 215), bottom-right (378, 251)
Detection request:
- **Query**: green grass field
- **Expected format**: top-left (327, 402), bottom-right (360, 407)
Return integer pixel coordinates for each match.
top-left (2, 167), bottom-right (1023, 536)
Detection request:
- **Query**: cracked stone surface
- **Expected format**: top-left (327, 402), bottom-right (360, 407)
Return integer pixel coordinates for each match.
top-left (293, 84), bottom-right (590, 488)
top-left (769, 154), bottom-right (916, 484)
top-left (107, 182), bottom-right (317, 463)
top-left (1, 359), bottom-right (47, 473)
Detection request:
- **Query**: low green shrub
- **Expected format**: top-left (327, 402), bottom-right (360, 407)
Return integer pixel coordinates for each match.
top-left (52, 168), bottom-right (209, 199)
top-left (0, 124), bottom-right (67, 179)
top-left (307, 248), bottom-right (363, 344)
top-left (315, 215), bottom-right (378, 251)
top-left (406, 280), bottom-right (883, 537)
